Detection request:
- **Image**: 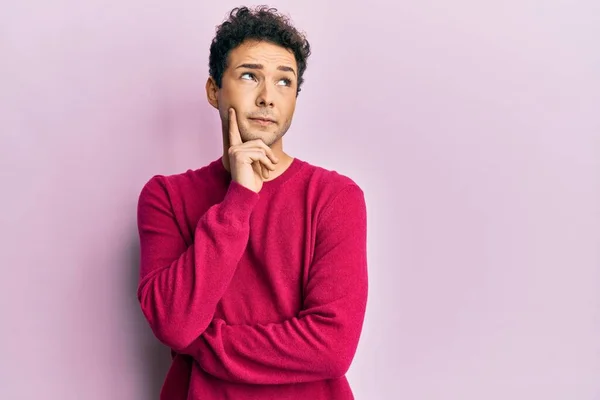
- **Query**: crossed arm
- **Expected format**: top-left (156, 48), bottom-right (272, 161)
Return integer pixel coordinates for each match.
top-left (137, 177), bottom-right (368, 384)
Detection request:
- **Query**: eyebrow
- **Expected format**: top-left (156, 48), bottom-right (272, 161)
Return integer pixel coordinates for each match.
top-left (236, 63), bottom-right (297, 76)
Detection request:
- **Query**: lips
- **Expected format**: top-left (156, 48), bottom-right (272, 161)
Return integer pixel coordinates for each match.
top-left (249, 117), bottom-right (276, 123)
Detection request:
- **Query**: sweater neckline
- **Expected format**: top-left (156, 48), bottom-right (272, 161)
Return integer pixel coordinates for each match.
top-left (210, 155), bottom-right (305, 194)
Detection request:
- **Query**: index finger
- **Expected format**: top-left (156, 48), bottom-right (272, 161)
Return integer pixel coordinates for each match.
top-left (228, 108), bottom-right (243, 146)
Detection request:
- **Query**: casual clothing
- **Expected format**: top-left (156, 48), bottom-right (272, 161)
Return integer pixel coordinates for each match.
top-left (136, 157), bottom-right (368, 399)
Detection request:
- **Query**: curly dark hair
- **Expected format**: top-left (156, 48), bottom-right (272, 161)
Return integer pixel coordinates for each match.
top-left (209, 6), bottom-right (311, 95)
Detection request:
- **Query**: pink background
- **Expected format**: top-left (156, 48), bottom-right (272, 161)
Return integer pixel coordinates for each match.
top-left (2, 1), bottom-right (599, 399)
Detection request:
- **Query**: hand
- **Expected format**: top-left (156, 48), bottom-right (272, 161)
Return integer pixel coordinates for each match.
top-left (227, 108), bottom-right (279, 193)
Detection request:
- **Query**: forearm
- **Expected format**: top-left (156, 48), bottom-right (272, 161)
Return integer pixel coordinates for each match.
top-left (187, 290), bottom-right (367, 384)
top-left (137, 179), bottom-right (259, 351)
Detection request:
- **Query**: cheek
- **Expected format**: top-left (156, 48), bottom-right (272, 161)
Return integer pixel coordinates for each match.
top-left (223, 86), bottom-right (254, 111)
top-left (215, 94), bottom-right (229, 118)
top-left (217, 90), bottom-right (244, 119)
top-left (215, 91), bottom-right (227, 112)
top-left (284, 98), bottom-right (297, 118)
top-left (218, 106), bottom-right (228, 124)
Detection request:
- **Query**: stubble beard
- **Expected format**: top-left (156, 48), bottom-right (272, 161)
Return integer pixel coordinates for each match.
top-left (239, 119), bottom-right (292, 147)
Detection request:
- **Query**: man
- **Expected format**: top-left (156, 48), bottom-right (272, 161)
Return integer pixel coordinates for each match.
top-left (136, 6), bottom-right (368, 399)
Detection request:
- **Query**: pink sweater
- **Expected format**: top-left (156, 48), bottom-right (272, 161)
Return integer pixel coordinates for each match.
top-left (136, 157), bottom-right (368, 399)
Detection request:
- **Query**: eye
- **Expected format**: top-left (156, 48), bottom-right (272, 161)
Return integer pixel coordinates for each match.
top-left (277, 78), bottom-right (292, 87)
top-left (241, 72), bottom-right (256, 81)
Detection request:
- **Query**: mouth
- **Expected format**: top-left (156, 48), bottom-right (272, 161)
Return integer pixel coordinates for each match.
top-left (248, 117), bottom-right (276, 126)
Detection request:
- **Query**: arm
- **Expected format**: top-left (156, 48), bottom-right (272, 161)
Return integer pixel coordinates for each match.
top-left (181, 184), bottom-right (369, 384)
top-left (136, 176), bottom-right (259, 351)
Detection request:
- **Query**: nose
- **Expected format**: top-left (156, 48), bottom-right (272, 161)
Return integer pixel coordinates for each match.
top-left (256, 82), bottom-right (275, 108)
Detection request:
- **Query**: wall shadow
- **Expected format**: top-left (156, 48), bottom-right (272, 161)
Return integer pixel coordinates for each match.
top-left (126, 236), bottom-right (171, 399)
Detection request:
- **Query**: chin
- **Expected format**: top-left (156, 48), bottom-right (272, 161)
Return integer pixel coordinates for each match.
top-left (247, 136), bottom-right (277, 147)
top-left (241, 130), bottom-right (281, 146)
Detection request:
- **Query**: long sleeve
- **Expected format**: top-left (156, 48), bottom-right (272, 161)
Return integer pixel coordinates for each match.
top-left (181, 184), bottom-right (368, 384)
top-left (136, 176), bottom-right (259, 351)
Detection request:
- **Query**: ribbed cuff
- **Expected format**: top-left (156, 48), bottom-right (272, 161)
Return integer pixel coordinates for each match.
top-left (219, 181), bottom-right (260, 224)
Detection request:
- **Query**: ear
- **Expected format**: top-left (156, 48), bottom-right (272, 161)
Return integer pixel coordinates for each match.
top-left (205, 77), bottom-right (219, 109)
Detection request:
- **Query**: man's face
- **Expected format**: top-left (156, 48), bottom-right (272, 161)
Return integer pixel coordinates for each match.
top-left (211, 40), bottom-right (299, 146)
